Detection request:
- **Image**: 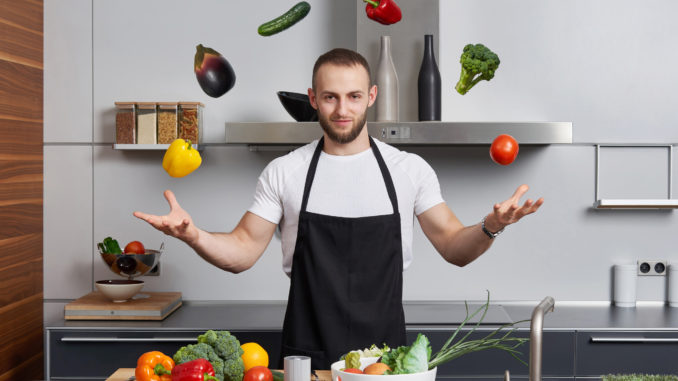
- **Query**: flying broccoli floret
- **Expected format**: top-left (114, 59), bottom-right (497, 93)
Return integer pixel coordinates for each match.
top-left (174, 342), bottom-right (226, 381)
top-left (455, 43), bottom-right (500, 95)
top-left (198, 330), bottom-right (245, 381)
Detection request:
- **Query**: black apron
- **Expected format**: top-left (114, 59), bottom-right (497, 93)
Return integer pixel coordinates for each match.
top-left (280, 136), bottom-right (406, 370)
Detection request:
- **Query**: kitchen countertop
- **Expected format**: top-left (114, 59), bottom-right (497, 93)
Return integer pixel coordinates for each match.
top-left (44, 300), bottom-right (678, 331)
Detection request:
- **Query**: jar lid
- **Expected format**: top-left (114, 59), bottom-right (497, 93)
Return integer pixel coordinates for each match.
top-left (178, 102), bottom-right (205, 109)
top-left (136, 102), bottom-right (157, 109)
top-left (114, 101), bottom-right (135, 109)
top-left (157, 102), bottom-right (178, 109)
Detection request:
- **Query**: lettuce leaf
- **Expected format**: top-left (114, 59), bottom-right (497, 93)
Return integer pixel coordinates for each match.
top-left (381, 334), bottom-right (431, 374)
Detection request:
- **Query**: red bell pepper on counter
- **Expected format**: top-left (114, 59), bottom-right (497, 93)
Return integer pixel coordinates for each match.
top-left (172, 359), bottom-right (219, 381)
top-left (363, 0), bottom-right (402, 25)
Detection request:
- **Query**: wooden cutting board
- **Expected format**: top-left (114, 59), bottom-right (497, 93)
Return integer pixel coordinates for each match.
top-left (106, 368), bottom-right (332, 381)
top-left (65, 291), bottom-right (182, 320)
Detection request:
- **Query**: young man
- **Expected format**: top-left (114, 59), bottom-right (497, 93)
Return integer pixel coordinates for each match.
top-left (134, 48), bottom-right (543, 369)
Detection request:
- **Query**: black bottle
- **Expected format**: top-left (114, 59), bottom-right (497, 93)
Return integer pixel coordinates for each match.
top-left (418, 34), bottom-right (441, 121)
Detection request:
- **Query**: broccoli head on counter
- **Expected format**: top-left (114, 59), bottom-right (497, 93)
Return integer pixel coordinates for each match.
top-left (198, 330), bottom-right (245, 381)
top-left (455, 43), bottom-right (501, 95)
top-left (173, 330), bottom-right (245, 381)
top-left (174, 342), bottom-right (225, 380)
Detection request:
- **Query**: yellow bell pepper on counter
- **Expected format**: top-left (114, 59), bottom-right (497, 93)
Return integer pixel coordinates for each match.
top-left (135, 351), bottom-right (174, 381)
top-left (163, 138), bottom-right (202, 177)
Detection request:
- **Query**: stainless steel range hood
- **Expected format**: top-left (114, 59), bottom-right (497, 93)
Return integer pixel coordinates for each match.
top-left (225, 121), bottom-right (572, 148)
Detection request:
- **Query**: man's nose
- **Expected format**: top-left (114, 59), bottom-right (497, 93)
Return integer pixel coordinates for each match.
top-left (335, 98), bottom-right (348, 115)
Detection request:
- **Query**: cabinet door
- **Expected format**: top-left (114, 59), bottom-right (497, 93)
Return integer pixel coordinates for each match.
top-left (575, 331), bottom-right (678, 376)
top-left (406, 329), bottom-right (575, 378)
top-left (46, 329), bottom-right (281, 380)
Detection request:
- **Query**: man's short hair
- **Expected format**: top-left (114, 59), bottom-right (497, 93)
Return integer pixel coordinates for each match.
top-left (312, 48), bottom-right (372, 90)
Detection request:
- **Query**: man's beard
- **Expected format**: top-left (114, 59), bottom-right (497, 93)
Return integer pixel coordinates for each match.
top-left (317, 109), bottom-right (368, 144)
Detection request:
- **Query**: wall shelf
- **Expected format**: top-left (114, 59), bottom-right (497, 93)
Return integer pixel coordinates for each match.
top-left (112, 144), bottom-right (202, 151)
top-left (224, 121), bottom-right (573, 147)
top-left (594, 145), bottom-right (676, 210)
top-left (594, 199), bottom-right (678, 209)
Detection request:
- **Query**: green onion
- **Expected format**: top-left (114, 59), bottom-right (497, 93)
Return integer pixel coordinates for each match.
top-left (428, 291), bottom-right (530, 370)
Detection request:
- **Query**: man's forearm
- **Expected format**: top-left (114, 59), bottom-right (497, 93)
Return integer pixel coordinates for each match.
top-left (186, 229), bottom-right (259, 273)
top-left (439, 222), bottom-right (494, 267)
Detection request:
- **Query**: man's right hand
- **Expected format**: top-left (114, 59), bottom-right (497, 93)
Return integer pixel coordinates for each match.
top-left (133, 190), bottom-right (199, 246)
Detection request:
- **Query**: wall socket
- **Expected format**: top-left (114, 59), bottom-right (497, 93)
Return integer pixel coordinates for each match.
top-left (637, 260), bottom-right (667, 276)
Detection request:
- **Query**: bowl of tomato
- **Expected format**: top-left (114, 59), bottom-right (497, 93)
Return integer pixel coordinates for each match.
top-left (98, 240), bottom-right (163, 279)
top-left (331, 357), bottom-right (437, 381)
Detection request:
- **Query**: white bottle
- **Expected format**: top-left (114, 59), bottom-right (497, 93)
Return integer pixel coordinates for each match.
top-left (375, 36), bottom-right (399, 122)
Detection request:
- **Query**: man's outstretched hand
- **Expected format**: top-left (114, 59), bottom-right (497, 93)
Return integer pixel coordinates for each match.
top-left (133, 190), bottom-right (199, 245)
top-left (486, 184), bottom-right (544, 231)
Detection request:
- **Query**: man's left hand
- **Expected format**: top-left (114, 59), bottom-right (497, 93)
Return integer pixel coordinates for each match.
top-left (484, 184), bottom-right (544, 232)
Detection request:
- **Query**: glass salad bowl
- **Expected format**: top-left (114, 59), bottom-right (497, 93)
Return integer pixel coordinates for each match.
top-left (98, 242), bottom-right (163, 280)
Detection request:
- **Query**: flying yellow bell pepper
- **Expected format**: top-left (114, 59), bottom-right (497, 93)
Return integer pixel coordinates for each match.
top-left (162, 139), bottom-right (202, 178)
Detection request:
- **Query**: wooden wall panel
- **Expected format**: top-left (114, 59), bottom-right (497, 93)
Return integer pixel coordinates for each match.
top-left (0, 0), bottom-right (42, 34)
top-left (0, 0), bottom-right (44, 379)
top-left (0, 21), bottom-right (42, 68)
top-left (0, 295), bottom-right (43, 379)
top-left (0, 119), bottom-right (42, 156)
top-left (0, 60), bottom-right (42, 121)
top-left (0, 234), bottom-right (41, 269)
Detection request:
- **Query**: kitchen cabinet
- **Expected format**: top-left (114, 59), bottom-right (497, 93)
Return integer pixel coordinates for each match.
top-left (406, 330), bottom-right (575, 380)
top-left (575, 331), bottom-right (678, 377)
top-left (45, 303), bottom-right (678, 380)
top-left (45, 329), bottom-right (281, 380)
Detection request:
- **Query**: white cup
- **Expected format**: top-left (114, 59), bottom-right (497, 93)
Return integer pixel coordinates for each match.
top-left (613, 264), bottom-right (637, 307)
top-left (284, 356), bottom-right (311, 381)
top-left (668, 264), bottom-right (678, 307)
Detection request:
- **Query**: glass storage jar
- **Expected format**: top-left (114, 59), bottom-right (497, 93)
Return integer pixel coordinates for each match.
top-left (136, 102), bottom-right (157, 144)
top-left (157, 102), bottom-right (178, 144)
top-left (178, 102), bottom-right (204, 145)
top-left (114, 102), bottom-right (136, 144)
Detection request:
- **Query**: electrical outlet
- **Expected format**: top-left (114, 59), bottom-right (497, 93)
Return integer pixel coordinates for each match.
top-left (637, 259), bottom-right (667, 276)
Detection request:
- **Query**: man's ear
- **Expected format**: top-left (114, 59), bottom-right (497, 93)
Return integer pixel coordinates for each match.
top-left (367, 84), bottom-right (378, 107)
top-left (308, 88), bottom-right (318, 110)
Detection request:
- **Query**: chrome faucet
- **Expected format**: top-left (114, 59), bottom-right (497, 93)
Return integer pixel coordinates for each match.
top-left (529, 296), bottom-right (555, 381)
top-left (503, 296), bottom-right (555, 381)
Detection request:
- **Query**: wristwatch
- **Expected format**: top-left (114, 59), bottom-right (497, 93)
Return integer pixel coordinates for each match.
top-left (481, 216), bottom-right (504, 239)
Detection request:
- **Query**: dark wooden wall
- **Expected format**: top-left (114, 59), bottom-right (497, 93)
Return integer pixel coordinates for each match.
top-left (0, 0), bottom-right (44, 380)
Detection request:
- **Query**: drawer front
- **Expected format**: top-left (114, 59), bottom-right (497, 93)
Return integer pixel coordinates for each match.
top-left (575, 331), bottom-right (678, 376)
top-left (47, 329), bottom-right (281, 379)
top-left (407, 330), bottom-right (575, 377)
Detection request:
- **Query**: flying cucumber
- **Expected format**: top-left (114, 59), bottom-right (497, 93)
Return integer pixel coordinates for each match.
top-left (258, 1), bottom-right (311, 37)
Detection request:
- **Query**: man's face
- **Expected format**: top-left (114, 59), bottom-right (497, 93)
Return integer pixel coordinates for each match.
top-left (308, 63), bottom-right (376, 144)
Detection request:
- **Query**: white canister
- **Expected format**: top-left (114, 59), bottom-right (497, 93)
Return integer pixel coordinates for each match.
top-left (668, 263), bottom-right (678, 307)
top-left (284, 356), bottom-right (311, 381)
top-left (613, 264), bottom-right (637, 307)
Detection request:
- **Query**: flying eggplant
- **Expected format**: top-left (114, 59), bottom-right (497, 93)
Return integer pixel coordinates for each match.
top-left (194, 44), bottom-right (236, 98)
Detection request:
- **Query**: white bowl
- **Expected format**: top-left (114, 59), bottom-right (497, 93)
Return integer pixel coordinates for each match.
top-left (331, 357), bottom-right (436, 381)
top-left (95, 279), bottom-right (144, 302)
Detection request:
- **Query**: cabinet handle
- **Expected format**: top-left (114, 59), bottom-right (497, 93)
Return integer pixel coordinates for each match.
top-left (590, 336), bottom-right (678, 343)
top-left (60, 336), bottom-right (198, 343)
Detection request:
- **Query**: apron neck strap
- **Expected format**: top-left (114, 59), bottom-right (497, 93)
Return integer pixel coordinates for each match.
top-left (300, 136), bottom-right (399, 214)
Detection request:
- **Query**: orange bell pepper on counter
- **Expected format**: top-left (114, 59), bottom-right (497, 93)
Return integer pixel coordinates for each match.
top-left (136, 351), bottom-right (174, 381)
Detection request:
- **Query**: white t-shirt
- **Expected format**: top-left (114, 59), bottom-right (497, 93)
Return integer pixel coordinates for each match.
top-left (248, 138), bottom-right (444, 276)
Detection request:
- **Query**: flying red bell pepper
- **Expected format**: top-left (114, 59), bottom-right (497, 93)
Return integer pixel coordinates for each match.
top-left (363, 0), bottom-right (402, 25)
top-left (172, 359), bottom-right (219, 381)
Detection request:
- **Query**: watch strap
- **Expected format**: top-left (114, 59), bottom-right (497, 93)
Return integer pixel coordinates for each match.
top-left (481, 216), bottom-right (504, 239)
